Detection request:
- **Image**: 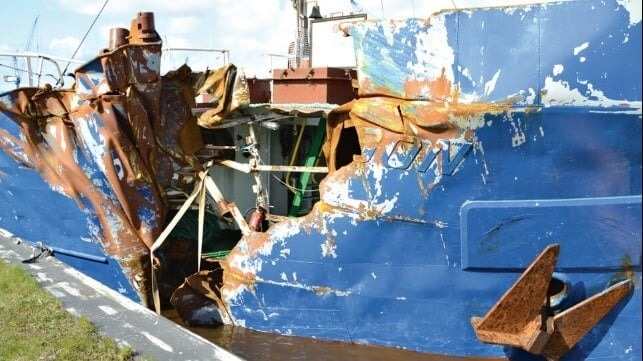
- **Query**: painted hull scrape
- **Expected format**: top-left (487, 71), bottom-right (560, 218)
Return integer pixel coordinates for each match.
top-left (217, 0), bottom-right (641, 359)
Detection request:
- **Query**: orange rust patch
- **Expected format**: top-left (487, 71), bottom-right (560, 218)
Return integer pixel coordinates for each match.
top-left (403, 67), bottom-right (453, 101)
top-left (312, 286), bottom-right (338, 296)
top-left (220, 255), bottom-right (258, 295)
top-left (244, 232), bottom-right (272, 255)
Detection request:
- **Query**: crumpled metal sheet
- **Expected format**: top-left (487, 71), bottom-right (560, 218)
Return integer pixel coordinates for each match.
top-left (195, 64), bottom-right (250, 128)
top-left (0, 13), bottom-right (203, 306)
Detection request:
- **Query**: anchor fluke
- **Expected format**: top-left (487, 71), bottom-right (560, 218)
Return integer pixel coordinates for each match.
top-left (471, 244), bottom-right (632, 360)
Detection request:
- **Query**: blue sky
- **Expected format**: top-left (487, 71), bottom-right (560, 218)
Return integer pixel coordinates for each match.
top-left (0, 0), bottom-right (468, 88)
top-left (0, 0), bottom-right (304, 91)
top-left (1, 0), bottom-right (636, 93)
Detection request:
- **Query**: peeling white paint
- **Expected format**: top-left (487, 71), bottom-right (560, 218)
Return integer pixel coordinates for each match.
top-left (257, 278), bottom-right (351, 297)
top-left (542, 76), bottom-right (642, 112)
top-left (483, 69), bottom-right (501, 96)
top-left (459, 66), bottom-right (474, 85)
top-left (512, 131), bottom-right (526, 147)
top-left (573, 42), bottom-right (589, 56)
top-left (552, 64), bottom-right (564, 76)
top-left (451, 112), bottom-right (486, 129)
top-left (439, 232), bottom-right (450, 266)
top-left (525, 88), bottom-right (536, 104)
top-left (374, 196), bottom-right (398, 214)
top-left (322, 170), bottom-right (369, 213)
top-left (616, 0), bottom-right (642, 26)
top-left (387, 150), bottom-right (405, 168)
top-left (407, 15), bottom-right (456, 88)
top-left (321, 239), bottom-right (338, 258)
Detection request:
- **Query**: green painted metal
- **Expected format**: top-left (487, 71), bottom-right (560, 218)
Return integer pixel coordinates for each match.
top-left (288, 119), bottom-right (326, 217)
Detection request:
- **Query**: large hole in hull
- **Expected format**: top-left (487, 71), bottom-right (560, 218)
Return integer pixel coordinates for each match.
top-left (334, 125), bottom-right (361, 170)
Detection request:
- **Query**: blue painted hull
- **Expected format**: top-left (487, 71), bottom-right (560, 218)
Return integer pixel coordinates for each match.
top-left (0, 0), bottom-right (640, 359)
top-left (214, 1), bottom-right (641, 359)
top-left (0, 127), bottom-right (140, 300)
top-left (221, 107), bottom-right (641, 359)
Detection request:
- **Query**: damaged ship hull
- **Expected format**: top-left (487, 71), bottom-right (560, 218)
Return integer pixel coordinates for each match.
top-left (217, 107), bottom-right (641, 359)
top-left (0, 0), bottom-right (641, 360)
top-left (210, 1), bottom-right (642, 359)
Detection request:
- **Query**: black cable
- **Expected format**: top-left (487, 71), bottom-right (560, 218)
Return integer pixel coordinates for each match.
top-left (59, 0), bottom-right (110, 83)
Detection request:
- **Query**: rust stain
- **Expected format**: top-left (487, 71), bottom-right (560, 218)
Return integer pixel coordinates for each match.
top-left (472, 245), bottom-right (634, 360)
top-left (613, 254), bottom-right (638, 288)
top-left (403, 67), bottom-right (453, 101)
top-left (0, 12), bottom-right (209, 307)
top-left (220, 258), bottom-right (258, 293)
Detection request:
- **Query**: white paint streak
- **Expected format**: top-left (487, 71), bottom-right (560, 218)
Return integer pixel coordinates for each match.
top-left (484, 69), bottom-right (502, 96)
top-left (62, 267), bottom-right (150, 314)
top-left (374, 196), bottom-right (398, 214)
top-left (98, 305), bottom-right (118, 316)
top-left (542, 76), bottom-right (642, 112)
top-left (0, 228), bottom-right (14, 238)
top-left (459, 66), bottom-right (474, 85)
top-left (65, 307), bottom-right (80, 316)
top-left (44, 286), bottom-right (66, 298)
top-left (257, 278), bottom-right (351, 297)
top-left (573, 42), bottom-right (589, 56)
top-left (36, 272), bottom-right (53, 283)
top-left (140, 331), bottom-right (174, 352)
top-left (56, 281), bottom-right (82, 297)
top-left (439, 232), bottom-right (450, 266)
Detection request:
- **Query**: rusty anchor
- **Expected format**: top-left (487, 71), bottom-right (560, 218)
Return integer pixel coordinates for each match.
top-left (471, 244), bottom-right (633, 360)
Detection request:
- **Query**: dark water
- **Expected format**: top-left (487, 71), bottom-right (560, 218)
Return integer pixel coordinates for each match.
top-left (163, 310), bottom-right (504, 361)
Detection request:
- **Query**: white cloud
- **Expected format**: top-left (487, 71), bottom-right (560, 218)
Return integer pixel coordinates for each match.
top-left (4, 0), bottom-right (575, 90)
top-left (48, 36), bottom-right (81, 55)
top-left (167, 16), bottom-right (201, 35)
